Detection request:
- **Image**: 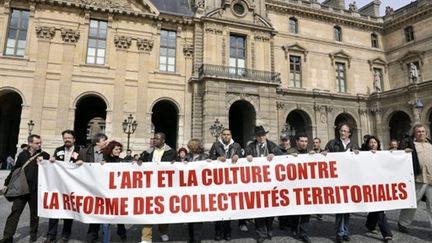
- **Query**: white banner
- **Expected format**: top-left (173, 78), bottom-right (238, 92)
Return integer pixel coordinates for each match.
top-left (38, 151), bottom-right (416, 224)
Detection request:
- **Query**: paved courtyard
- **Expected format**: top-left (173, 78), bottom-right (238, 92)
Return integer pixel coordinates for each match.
top-left (0, 170), bottom-right (431, 243)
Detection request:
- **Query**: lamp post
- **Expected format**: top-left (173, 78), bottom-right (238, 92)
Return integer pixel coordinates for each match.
top-left (281, 123), bottom-right (296, 137)
top-left (209, 118), bottom-right (224, 142)
top-left (413, 99), bottom-right (424, 123)
top-left (122, 114), bottom-right (138, 151)
top-left (27, 120), bottom-right (35, 136)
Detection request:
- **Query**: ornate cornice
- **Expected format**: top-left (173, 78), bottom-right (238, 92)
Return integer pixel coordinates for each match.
top-left (136, 38), bottom-right (153, 52)
top-left (114, 35), bottom-right (132, 49)
top-left (60, 28), bottom-right (80, 43)
top-left (266, 0), bottom-right (383, 32)
top-left (383, 2), bottom-right (432, 33)
top-left (35, 26), bottom-right (56, 39)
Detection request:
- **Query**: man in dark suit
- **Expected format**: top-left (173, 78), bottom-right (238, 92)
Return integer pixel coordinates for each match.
top-left (245, 126), bottom-right (283, 243)
top-left (44, 130), bottom-right (80, 243)
top-left (1, 135), bottom-right (50, 243)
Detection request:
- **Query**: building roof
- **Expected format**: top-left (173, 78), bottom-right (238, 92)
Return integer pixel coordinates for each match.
top-left (149, 0), bottom-right (194, 16)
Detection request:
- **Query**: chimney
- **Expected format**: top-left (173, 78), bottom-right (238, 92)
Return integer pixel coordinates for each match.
top-left (321, 0), bottom-right (345, 10)
top-left (359, 0), bottom-right (381, 17)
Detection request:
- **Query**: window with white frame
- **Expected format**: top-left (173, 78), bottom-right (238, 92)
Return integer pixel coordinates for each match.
top-left (4, 9), bottom-right (29, 57)
top-left (159, 29), bottom-right (176, 72)
top-left (229, 34), bottom-right (246, 75)
top-left (86, 19), bottom-right (107, 64)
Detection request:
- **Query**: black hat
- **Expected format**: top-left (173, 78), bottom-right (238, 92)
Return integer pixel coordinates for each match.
top-left (254, 126), bottom-right (269, 136)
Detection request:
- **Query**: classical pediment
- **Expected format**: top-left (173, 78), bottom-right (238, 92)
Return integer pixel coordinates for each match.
top-left (368, 57), bottom-right (387, 70)
top-left (329, 50), bottom-right (352, 67)
top-left (281, 43), bottom-right (308, 61)
top-left (65, 0), bottom-right (159, 15)
top-left (399, 50), bottom-right (425, 65)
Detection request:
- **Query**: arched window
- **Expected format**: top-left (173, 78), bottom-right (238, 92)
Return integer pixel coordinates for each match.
top-left (371, 33), bottom-right (378, 48)
top-left (289, 17), bottom-right (298, 34)
top-left (334, 26), bottom-right (342, 41)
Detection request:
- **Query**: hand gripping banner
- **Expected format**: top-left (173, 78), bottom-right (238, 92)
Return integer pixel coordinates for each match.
top-left (38, 151), bottom-right (416, 224)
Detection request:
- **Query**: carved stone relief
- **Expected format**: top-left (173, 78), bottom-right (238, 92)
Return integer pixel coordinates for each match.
top-left (35, 26), bottom-right (56, 39)
top-left (114, 35), bottom-right (132, 49)
top-left (136, 38), bottom-right (153, 52)
top-left (61, 28), bottom-right (80, 43)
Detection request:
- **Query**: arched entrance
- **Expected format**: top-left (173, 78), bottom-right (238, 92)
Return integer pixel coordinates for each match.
top-left (389, 111), bottom-right (411, 142)
top-left (334, 113), bottom-right (359, 145)
top-left (0, 91), bottom-right (23, 166)
top-left (229, 100), bottom-right (256, 148)
top-left (285, 110), bottom-right (313, 146)
top-left (152, 100), bottom-right (178, 149)
top-left (429, 110), bottom-right (432, 136)
top-left (74, 95), bottom-right (107, 147)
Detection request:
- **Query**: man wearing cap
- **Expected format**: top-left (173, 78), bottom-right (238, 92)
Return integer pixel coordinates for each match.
top-left (245, 126), bottom-right (283, 243)
top-left (279, 133), bottom-right (291, 154)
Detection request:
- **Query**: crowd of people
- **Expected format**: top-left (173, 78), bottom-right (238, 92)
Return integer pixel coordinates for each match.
top-left (0, 122), bottom-right (431, 243)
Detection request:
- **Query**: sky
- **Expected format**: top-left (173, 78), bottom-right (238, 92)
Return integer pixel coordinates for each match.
top-left (334, 0), bottom-right (413, 16)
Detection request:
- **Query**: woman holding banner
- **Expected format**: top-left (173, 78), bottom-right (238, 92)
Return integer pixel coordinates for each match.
top-left (362, 136), bottom-right (393, 242)
top-left (185, 139), bottom-right (209, 243)
top-left (101, 141), bottom-right (128, 243)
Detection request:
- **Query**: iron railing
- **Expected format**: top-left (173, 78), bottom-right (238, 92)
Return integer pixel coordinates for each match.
top-left (198, 64), bottom-right (281, 84)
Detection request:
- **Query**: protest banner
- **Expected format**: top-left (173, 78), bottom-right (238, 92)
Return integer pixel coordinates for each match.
top-left (38, 151), bottom-right (416, 224)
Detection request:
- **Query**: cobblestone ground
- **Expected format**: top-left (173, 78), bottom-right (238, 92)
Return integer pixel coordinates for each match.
top-left (1, 170), bottom-right (431, 243)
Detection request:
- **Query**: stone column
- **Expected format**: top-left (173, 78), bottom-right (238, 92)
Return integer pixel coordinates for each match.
top-left (31, 26), bottom-right (56, 135)
top-left (56, 28), bottom-right (80, 134)
top-left (136, 37), bottom-right (154, 148)
top-left (112, 35), bottom-right (130, 138)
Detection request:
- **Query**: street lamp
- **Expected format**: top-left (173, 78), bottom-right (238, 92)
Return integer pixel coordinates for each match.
top-left (122, 114), bottom-right (138, 151)
top-left (413, 99), bottom-right (424, 123)
top-left (209, 118), bottom-right (224, 141)
top-left (27, 120), bottom-right (35, 136)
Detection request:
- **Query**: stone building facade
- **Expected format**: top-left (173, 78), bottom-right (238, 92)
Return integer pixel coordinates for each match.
top-left (0, 0), bottom-right (431, 158)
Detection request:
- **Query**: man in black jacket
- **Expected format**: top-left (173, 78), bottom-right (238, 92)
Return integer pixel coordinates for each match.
top-left (398, 123), bottom-right (432, 233)
top-left (44, 130), bottom-right (80, 243)
top-left (140, 132), bottom-right (177, 242)
top-left (1, 134), bottom-right (50, 243)
top-left (325, 123), bottom-right (359, 243)
top-left (245, 126), bottom-right (283, 243)
top-left (76, 133), bottom-right (108, 243)
top-left (209, 128), bottom-right (242, 241)
top-left (286, 133), bottom-right (312, 243)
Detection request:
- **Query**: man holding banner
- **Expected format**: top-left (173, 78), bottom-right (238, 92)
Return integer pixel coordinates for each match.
top-left (286, 133), bottom-right (312, 243)
top-left (1, 135), bottom-right (50, 243)
top-left (398, 123), bottom-right (432, 232)
top-left (325, 123), bottom-right (359, 243)
top-left (209, 128), bottom-right (242, 241)
top-left (44, 130), bottom-right (80, 243)
top-left (245, 126), bottom-right (283, 243)
top-left (140, 132), bottom-right (177, 242)
top-left (76, 133), bottom-right (108, 243)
